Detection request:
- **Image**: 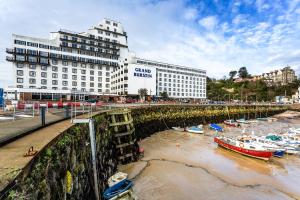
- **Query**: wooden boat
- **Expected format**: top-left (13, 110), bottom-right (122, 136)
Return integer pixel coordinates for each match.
top-left (103, 179), bottom-right (133, 200)
top-left (214, 136), bottom-right (273, 160)
top-left (209, 124), bottom-right (223, 132)
top-left (108, 172), bottom-right (128, 187)
top-left (172, 127), bottom-right (185, 132)
top-left (187, 125), bottom-right (204, 134)
top-left (224, 120), bottom-right (240, 127)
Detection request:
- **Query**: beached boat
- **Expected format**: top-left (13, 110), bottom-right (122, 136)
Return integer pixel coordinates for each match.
top-left (187, 125), bottom-right (204, 134)
top-left (267, 117), bottom-right (277, 122)
top-left (236, 118), bottom-right (250, 124)
top-left (172, 127), bottom-right (185, 132)
top-left (109, 189), bottom-right (136, 200)
top-left (250, 136), bottom-right (286, 157)
top-left (224, 120), bottom-right (240, 127)
top-left (108, 172), bottom-right (128, 187)
top-left (257, 118), bottom-right (268, 121)
top-left (209, 124), bottom-right (223, 132)
top-left (103, 179), bottom-right (133, 200)
top-left (214, 136), bottom-right (273, 160)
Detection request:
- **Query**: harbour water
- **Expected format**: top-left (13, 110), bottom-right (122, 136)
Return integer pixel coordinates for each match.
top-left (120, 111), bottom-right (300, 200)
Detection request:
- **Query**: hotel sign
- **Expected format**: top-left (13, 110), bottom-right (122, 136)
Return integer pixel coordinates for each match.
top-left (134, 67), bottom-right (152, 78)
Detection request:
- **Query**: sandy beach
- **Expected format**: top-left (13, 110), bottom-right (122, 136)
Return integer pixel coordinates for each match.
top-left (120, 113), bottom-right (300, 200)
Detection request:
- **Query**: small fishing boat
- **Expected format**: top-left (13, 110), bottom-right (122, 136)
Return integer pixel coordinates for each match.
top-left (109, 189), bottom-right (136, 200)
top-left (172, 127), bottom-right (185, 132)
top-left (108, 172), bottom-right (128, 187)
top-left (236, 118), bottom-right (250, 124)
top-left (214, 136), bottom-right (273, 160)
top-left (257, 118), bottom-right (268, 121)
top-left (187, 125), bottom-right (204, 134)
top-left (103, 179), bottom-right (133, 200)
top-left (224, 120), bottom-right (240, 127)
top-left (267, 117), bottom-right (277, 122)
top-left (209, 124), bottom-right (223, 132)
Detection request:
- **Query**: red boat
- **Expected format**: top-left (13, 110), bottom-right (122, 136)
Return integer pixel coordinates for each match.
top-left (214, 136), bottom-right (273, 160)
top-left (224, 120), bottom-right (240, 127)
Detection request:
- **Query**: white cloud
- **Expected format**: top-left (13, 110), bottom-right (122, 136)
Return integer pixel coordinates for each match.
top-left (232, 14), bottom-right (247, 25)
top-left (183, 7), bottom-right (198, 20)
top-left (198, 16), bottom-right (218, 30)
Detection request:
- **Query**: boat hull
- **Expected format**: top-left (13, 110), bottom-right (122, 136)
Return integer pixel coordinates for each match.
top-left (214, 137), bottom-right (273, 160)
top-left (224, 121), bottom-right (239, 127)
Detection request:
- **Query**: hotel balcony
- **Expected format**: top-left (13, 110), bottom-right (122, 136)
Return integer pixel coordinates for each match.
top-left (6, 56), bottom-right (15, 62)
top-left (6, 48), bottom-right (15, 54)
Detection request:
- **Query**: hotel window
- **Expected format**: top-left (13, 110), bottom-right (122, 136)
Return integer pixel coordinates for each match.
top-left (90, 70), bottom-right (94, 75)
top-left (41, 72), bottom-right (47, 78)
top-left (52, 80), bottom-right (58, 85)
top-left (98, 77), bottom-right (102, 82)
top-left (62, 81), bottom-right (68, 86)
top-left (16, 48), bottom-right (26, 54)
top-left (98, 83), bottom-right (102, 87)
top-left (98, 30), bottom-right (103, 34)
top-left (106, 78), bottom-right (110, 82)
top-left (90, 82), bottom-right (94, 87)
top-left (62, 61), bottom-right (68, 66)
top-left (90, 76), bottom-right (94, 81)
top-left (29, 64), bottom-right (36, 69)
top-left (72, 62), bottom-right (77, 67)
top-left (40, 58), bottom-right (48, 64)
top-left (16, 55), bottom-right (25, 61)
top-left (52, 60), bottom-right (58, 65)
top-left (17, 70), bottom-right (23, 76)
top-left (72, 81), bottom-right (77, 86)
top-left (62, 74), bottom-right (68, 79)
top-left (41, 66), bottom-right (47, 70)
top-left (17, 78), bottom-right (23, 83)
top-left (106, 66), bottom-right (110, 71)
top-left (29, 78), bottom-right (36, 84)
top-left (28, 56), bottom-right (37, 63)
top-left (105, 84), bottom-right (110, 88)
top-left (62, 67), bottom-right (68, 72)
top-left (81, 82), bottom-right (86, 87)
top-left (81, 69), bottom-right (86, 74)
top-left (81, 76), bottom-right (86, 80)
top-left (52, 73), bottom-right (58, 78)
top-left (17, 63), bottom-right (24, 68)
top-left (52, 66), bottom-right (58, 72)
top-left (27, 42), bottom-right (39, 47)
top-left (29, 71), bottom-right (36, 77)
top-left (27, 49), bottom-right (38, 55)
top-left (39, 44), bottom-right (49, 49)
top-left (81, 63), bottom-right (86, 68)
top-left (14, 40), bottom-right (26, 45)
top-left (72, 75), bottom-right (77, 80)
top-left (41, 79), bottom-right (47, 85)
top-left (72, 69), bottom-right (77, 73)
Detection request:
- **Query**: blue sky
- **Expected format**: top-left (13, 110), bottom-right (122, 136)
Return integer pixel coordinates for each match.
top-left (0, 0), bottom-right (300, 87)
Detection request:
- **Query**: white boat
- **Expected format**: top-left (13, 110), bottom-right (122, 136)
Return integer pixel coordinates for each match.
top-left (187, 125), bottom-right (204, 134)
top-left (172, 127), bottom-right (185, 132)
top-left (236, 119), bottom-right (250, 124)
top-left (288, 128), bottom-right (300, 134)
top-left (108, 172), bottom-right (128, 187)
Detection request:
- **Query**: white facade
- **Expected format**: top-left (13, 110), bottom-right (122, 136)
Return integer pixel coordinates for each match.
top-left (127, 64), bottom-right (156, 95)
top-left (7, 18), bottom-right (206, 100)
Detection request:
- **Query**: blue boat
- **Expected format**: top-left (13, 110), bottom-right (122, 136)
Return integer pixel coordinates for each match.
top-left (209, 124), bottom-right (223, 132)
top-left (103, 179), bottom-right (133, 200)
top-left (273, 150), bottom-right (285, 158)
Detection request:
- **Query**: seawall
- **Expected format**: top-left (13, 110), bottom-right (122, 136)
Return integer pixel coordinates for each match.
top-left (1, 105), bottom-right (287, 200)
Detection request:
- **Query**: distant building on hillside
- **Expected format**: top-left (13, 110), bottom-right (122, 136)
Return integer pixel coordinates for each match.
top-left (252, 66), bottom-right (296, 86)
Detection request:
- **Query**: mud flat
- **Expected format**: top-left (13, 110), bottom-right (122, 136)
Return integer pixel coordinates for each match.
top-left (120, 116), bottom-right (300, 200)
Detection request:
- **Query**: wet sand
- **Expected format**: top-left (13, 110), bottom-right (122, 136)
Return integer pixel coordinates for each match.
top-left (120, 115), bottom-right (300, 200)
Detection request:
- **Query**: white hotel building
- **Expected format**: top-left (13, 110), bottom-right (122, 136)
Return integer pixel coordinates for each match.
top-left (6, 19), bottom-right (206, 101)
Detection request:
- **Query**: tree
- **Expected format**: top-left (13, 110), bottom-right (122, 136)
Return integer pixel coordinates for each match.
top-left (238, 67), bottom-right (249, 78)
top-left (160, 91), bottom-right (169, 99)
top-left (229, 70), bottom-right (237, 79)
top-left (138, 88), bottom-right (148, 100)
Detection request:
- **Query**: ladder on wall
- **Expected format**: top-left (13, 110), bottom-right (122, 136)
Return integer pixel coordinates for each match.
top-left (108, 109), bottom-right (137, 164)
